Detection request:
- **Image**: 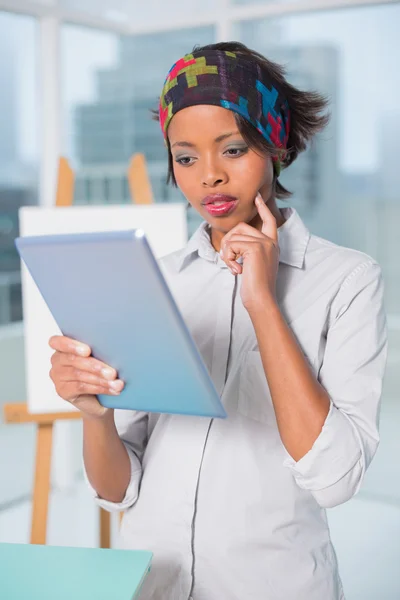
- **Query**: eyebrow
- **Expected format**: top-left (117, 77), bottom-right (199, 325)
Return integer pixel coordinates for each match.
top-left (171, 131), bottom-right (241, 149)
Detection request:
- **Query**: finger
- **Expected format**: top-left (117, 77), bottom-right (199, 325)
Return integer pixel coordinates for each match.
top-left (224, 239), bottom-right (257, 262)
top-left (255, 193), bottom-right (278, 243)
top-left (49, 335), bottom-right (91, 357)
top-left (222, 221), bottom-right (265, 241)
top-left (223, 234), bottom-right (262, 245)
top-left (221, 240), bottom-right (258, 275)
top-left (54, 352), bottom-right (117, 380)
top-left (219, 220), bottom-right (264, 268)
top-left (59, 381), bottom-right (123, 402)
top-left (57, 366), bottom-right (124, 391)
top-left (220, 235), bottom-right (258, 273)
top-left (219, 245), bottom-right (240, 275)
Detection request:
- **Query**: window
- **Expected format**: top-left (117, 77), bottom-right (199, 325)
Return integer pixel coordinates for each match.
top-left (0, 9), bottom-right (39, 511)
top-left (234, 4), bottom-right (400, 305)
top-left (232, 0), bottom-right (300, 4)
top-left (0, 5), bottom-right (398, 583)
top-left (0, 12), bottom-right (38, 326)
top-left (60, 0), bottom-right (215, 28)
top-left (235, 0), bottom-right (400, 548)
top-left (62, 25), bottom-right (215, 234)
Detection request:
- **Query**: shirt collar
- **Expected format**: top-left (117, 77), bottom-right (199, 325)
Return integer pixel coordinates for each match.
top-left (176, 207), bottom-right (310, 272)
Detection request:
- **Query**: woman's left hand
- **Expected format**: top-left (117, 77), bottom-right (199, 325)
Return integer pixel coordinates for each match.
top-left (219, 193), bottom-right (280, 313)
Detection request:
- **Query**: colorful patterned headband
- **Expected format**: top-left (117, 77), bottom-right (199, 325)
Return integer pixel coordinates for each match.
top-left (159, 49), bottom-right (291, 176)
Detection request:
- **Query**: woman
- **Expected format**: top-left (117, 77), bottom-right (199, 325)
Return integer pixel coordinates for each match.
top-left (49, 42), bottom-right (388, 600)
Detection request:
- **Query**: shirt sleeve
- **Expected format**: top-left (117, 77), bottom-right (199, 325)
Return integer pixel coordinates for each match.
top-left (83, 408), bottom-right (149, 513)
top-left (283, 260), bottom-right (388, 508)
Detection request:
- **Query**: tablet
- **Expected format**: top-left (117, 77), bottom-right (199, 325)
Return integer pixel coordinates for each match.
top-left (15, 229), bottom-right (226, 418)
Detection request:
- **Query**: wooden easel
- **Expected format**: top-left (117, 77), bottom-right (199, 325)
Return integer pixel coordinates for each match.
top-left (3, 153), bottom-right (154, 546)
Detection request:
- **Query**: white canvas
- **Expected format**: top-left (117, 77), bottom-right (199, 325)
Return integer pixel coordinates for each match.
top-left (19, 203), bottom-right (188, 414)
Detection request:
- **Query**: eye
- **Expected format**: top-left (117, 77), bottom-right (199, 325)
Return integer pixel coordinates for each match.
top-left (224, 147), bottom-right (248, 157)
top-left (175, 156), bottom-right (195, 166)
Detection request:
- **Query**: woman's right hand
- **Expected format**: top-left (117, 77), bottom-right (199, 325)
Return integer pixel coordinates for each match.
top-left (48, 335), bottom-right (124, 419)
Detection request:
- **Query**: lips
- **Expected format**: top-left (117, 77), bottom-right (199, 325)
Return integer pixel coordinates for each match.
top-left (201, 194), bottom-right (239, 217)
top-left (202, 194), bottom-right (237, 206)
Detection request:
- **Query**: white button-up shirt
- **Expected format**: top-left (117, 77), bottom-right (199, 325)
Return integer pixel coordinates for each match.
top-left (86, 207), bottom-right (388, 600)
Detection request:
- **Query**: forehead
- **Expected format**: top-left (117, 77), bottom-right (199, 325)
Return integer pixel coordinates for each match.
top-left (167, 105), bottom-right (238, 142)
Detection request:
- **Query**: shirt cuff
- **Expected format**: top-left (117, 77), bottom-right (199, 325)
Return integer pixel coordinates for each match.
top-left (83, 442), bottom-right (142, 512)
top-left (283, 401), bottom-right (362, 491)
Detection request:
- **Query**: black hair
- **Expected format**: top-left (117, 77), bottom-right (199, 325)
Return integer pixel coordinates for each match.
top-left (153, 41), bottom-right (330, 199)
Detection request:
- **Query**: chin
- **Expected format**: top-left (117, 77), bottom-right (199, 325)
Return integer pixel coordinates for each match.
top-left (205, 220), bottom-right (231, 233)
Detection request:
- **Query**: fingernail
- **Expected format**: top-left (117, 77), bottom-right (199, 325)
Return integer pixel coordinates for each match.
top-left (76, 345), bottom-right (89, 356)
top-left (109, 380), bottom-right (123, 390)
top-left (102, 367), bottom-right (115, 379)
top-left (110, 389), bottom-right (121, 396)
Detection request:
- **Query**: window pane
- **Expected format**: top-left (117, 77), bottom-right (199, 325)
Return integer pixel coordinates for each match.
top-left (0, 11), bottom-right (38, 510)
top-left (232, 0), bottom-right (299, 4)
top-left (59, 0), bottom-right (215, 28)
top-left (0, 13), bottom-right (39, 326)
top-left (235, 5), bottom-right (400, 597)
top-left (234, 4), bottom-right (399, 302)
top-left (62, 25), bottom-right (214, 234)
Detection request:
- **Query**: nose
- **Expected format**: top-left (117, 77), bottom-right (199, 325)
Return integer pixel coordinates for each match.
top-left (201, 158), bottom-right (228, 188)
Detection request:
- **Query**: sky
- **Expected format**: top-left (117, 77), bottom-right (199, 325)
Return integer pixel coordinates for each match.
top-left (0, 2), bottom-right (399, 174)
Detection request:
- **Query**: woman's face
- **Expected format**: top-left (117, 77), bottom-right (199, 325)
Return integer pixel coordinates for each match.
top-left (167, 105), bottom-right (274, 236)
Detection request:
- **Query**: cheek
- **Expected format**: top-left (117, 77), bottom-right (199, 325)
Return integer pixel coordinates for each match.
top-left (173, 166), bottom-right (192, 195)
top-left (233, 154), bottom-right (272, 189)
top-left (171, 161), bottom-right (184, 186)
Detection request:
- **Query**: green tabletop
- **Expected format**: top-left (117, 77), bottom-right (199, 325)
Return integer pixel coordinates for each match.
top-left (0, 543), bottom-right (152, 600)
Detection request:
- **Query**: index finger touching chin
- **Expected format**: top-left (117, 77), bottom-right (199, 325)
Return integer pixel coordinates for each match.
top-left (255, 194), bottom-right (278, 243)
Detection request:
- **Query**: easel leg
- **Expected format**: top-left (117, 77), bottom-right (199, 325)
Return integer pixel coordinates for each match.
top-left (31, 423), bottom-right (53, 544)
top-left (100, 508), bottom-right (111, 548)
